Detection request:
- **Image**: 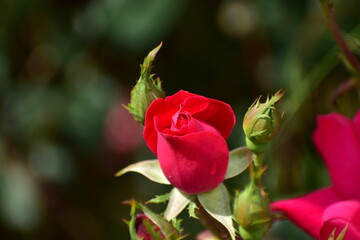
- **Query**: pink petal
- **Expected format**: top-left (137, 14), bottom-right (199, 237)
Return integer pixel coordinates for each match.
top-left (143, 98), bottom-right (178, 154)
top-left (354, 110), bottom-right (360, 139)
top-left (313, 113), bottom-right (360, 200)
top-left (320, 200), bottom-right (360, 240)
top-left (156, 131), bottom-right (229, 194)
top-left (182, 96), bottom-right (236, 140)
top-left (271, 187), bottom-right (341, 239)
top-left (164, 90), bottom-right (196, 106)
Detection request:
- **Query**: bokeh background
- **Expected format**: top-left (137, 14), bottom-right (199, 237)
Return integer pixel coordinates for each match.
top-left (1, 0), bottom-right (360, 239)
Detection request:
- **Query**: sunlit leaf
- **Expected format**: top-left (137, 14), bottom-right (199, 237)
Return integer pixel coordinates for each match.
top-left (225, 147), bottom-right (252, 179)
top-left (197, 184), bottom-right (236, 240)
top-left (147, 193), bottom-right (170, 204)
top-left (116, 160), bottom-right (170, 185)
top-left (164, 188), bottom-right (192, 221)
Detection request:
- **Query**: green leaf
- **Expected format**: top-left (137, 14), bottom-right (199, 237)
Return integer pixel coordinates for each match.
top-left (147, 193), bottom-right (170, 204)
top-left (164, 188), bottom-right (192, 221)
top-left (225, 147), bottom-right (252, 179)
top-left (172, 218), bottom-right (184, 233)
top-left (197, 184), bottom-right (236, 240)
top-left (187, 201), bottom-right (198, 219)
top-left (116, 160), bottom-right (170, 185)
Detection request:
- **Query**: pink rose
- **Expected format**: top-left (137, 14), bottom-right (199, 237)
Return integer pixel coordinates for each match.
top-left (143, 90), bottom-right (236, 194)
top-left (271, 111), bottom-right (360, 239)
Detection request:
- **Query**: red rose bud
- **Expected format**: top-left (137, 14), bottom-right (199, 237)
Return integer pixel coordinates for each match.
top-left (243, 90), bottom-right (284, 154)
top-left (234, 183), bottom-right (271, 240)
top-left (127, 43), bottom-right (165, 125)
top-left (143, 90), bottom-right (236, 194)
top-left (135, 214), bottom-right (166, 240)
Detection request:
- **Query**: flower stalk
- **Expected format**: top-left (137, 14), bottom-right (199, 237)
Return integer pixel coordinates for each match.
top-left (319, 0), bottom-right (360, 75)
top-left (235, 91), bottom-right (284, 239)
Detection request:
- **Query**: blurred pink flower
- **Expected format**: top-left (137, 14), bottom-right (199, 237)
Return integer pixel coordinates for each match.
top-left (104, 98), bottom-right (143, 155)
top-left (271, 111), bottom-right (360, 240)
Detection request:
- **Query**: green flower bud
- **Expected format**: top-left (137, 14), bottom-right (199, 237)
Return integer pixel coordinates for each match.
top-left (233, 183), bottom-right (271, 240)
top-left (127, 43), bottom-right (165, 125)
top-left (126, 200), bottom-right (181, 240)
top-left (135, 214), bottom-right (166, 240)
top-left (243, 90), bottom-right (284, 154)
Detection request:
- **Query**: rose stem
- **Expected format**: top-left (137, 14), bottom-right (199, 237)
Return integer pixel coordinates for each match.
top-left (320, 0), bottom-right (360, 75)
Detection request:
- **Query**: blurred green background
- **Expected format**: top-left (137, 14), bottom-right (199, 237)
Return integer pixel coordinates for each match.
top-left (0, 0), bottom-right (360, 239)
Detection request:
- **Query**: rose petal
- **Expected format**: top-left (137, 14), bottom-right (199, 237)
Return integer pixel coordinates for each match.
top-left (156, 131), bottom-right (229, 194)
top-left (271, 187), bottom-right (341, 239)
top-left (164, 90), bottom-right (196, 106)
top-left (143, 90), bottom-right (212, 154)
top-left (182, 96), bottom-right (236, 140)
top-left (320, 200), bottom-right (360, 240)
top-left (313, 113), bottom-right (360, 200)
top-left (144, 98), bottom-right (178, 154)
top-left (162, 116), bottom-right (222, 137)
top-left (354, 110), bottom-right (360, 139)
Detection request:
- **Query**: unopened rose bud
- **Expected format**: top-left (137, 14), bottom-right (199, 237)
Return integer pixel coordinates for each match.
top-left (127, 43), bottom-right (165, 125)
top-left (126, 201), bottom-right (181, 240)
top-left (135, 214), bottom-right (166, 240)
top-left (234, 182), bottom-right (271, 240)
top-left (243, 90), bottom-right (284, 154)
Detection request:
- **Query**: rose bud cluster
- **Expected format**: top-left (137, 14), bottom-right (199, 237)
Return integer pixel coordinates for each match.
top-left (234, 182), bottom-right (271, 240)
top-left (135, 214), bottom-right (165, 240)
top-left (127, 43), bottom-right (165, 125)
top-left (243, 90), bottom-right (284, 154)
top-left (143, 90), bottom-right (236, 194)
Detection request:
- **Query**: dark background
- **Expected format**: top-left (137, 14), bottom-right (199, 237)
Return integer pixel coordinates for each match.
top-left (0, 0), bottom-right (360, 239)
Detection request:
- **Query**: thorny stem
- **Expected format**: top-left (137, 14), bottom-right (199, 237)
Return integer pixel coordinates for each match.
top-left (250, 153), bottom-right (264, 187)
top-left (320, 0), bottom-right (360, 75)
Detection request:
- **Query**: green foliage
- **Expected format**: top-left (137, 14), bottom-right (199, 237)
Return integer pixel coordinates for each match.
top-left (147, 193), bottom-right (171, 204)
top-left (197, 184), bottom-right (235, 240)
top-left (187, 202), bottom-right (198, 219)
top-left (225, 147), bottom-right (253, 179)
top-left (164, 188), bottom-right (192, 221)
top-left (116, 159), bottom-right (170, 185)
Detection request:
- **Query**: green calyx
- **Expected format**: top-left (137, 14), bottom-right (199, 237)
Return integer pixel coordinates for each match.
top-left (243, 90), bottom-right (284, 153)
top-left (233, 183), bottom-right (271, 240)
top-left (127, 43), bottom-right (165, 125)
top-left (245, 138), bottom-right (268, 155)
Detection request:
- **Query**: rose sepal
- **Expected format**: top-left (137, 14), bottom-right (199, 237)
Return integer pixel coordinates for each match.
top-left (328, 224), bottom-right (349, 240)
top-left (225, 146), bottom-right (253, 179)
top-left (197, 183), bottom-right (236, 240)
top-left (164, 188), bottom-right (193, 221)
top-left (115, 159), bottom-right (170, 185)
